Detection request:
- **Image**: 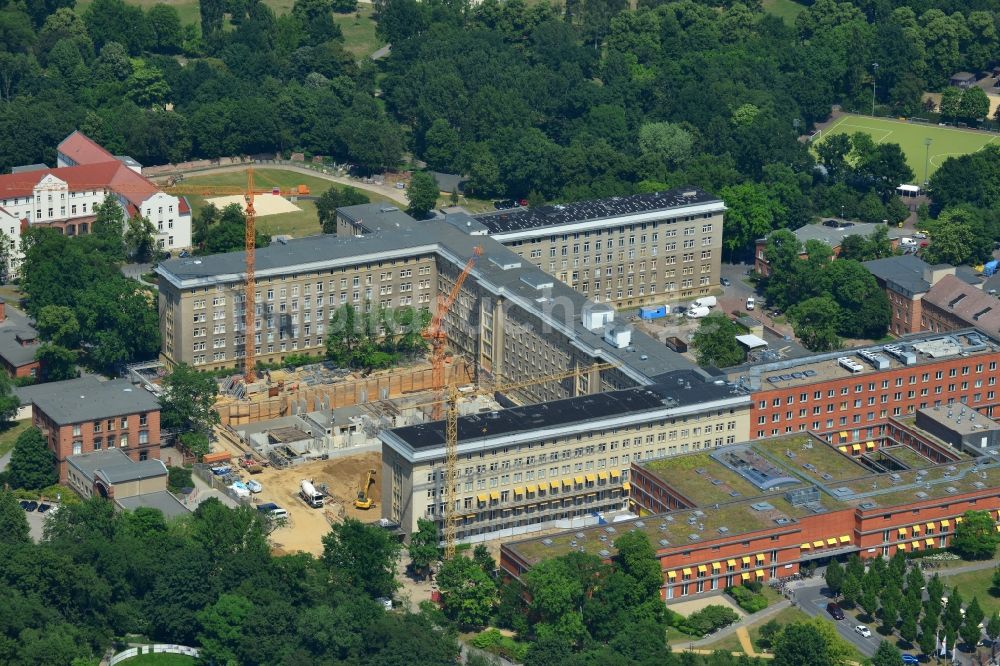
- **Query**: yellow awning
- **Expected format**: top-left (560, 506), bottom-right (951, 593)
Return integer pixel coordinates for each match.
top-left (866, 441), bottom-right (875, 450)
top-left (682, 567), bottom-right (692, 576)
top-left (941, 519), bottom-right (950, 527)
top-left (827, 538), bottom-right (838, 546)
top-left (514, 487), bottom-right (524, 496)
top-left (838, 446), bottom-right (848, 453)
top-left (741, 556), bottom-right (751, 564)
top-left (926, 522), bottom-right (935, 531)
top-left (667, 570), bottom-right (677, 579)
top-left (897, 542), bottom-right (907, 551)
top-left (562, 478), bottom-right (572, 488)
top-left (697, 565), bottom-right (707, 573)
top-left (550, 481), bottom-right (559, 490)
top-left (755, 569), bottom-right (765, 579)
top-left (585, 473), bottom-right (596, 483)
top-left (711, 562), bottom-right (721, 570)
top-left (995, 524), bottom-right (1000, 533)
top-left (926, 538), bottom-right (935, 546)
top-left (956, 516), bottom-right (963, 524)
top-left (839, 535), bottom-right (851, 544)
top-left (839, 431), bottom-right (849, 440)
top-left (727, 559), bottom-right (737, 567)
top-left (755, 554), bottom-right (765, 562)
top-left (741, 572), bottom-right (750, 580)
top-left (489, 491), bottom-right (500, 501)
top-left (852, 443), bottom-right (861, 451)
top-left (897, 527), bottom-right (907, 536)
top-left (610, 470), bottom-right (621, 478)
top-left (586, 493), bottom-right (596, 498)
top-left (801, 542), bottom-right (811, 549)
top-left (477, 494), bottom-right (488, 503)
top-left (910, 541), bottom-right (920, 550)
top-left (912, 525), bottom-right (920, 534)
top-left (598, 471), bottom-right (609, 481)
top-left (574, 476), bottom-right (584, 485)
top-left (622, 482), bottom-right (632, 492)
top-left (812, 540), bottom-right (824, 548)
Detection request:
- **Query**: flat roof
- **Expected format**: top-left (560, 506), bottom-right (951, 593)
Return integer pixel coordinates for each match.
top-left (67, 448), bottom-right (133, 482)
top-left (97, 458), bottom-right (167, 484)
top-left (475, 188), bottom-right (723, 235)
top-left (116, 490), bottom-right (191, 519)
top-left (918, 404), bottom-right (1000, 436)
top-left (736, 334), bottom-right (767, 349)
top-left (0, 306), bottom-right (39, 368)
top-left (730, 329), bottom-right (999, 391)
top-left (790, 221), bottom-right (905, 248)
top-left (18, 377), bottom-right (160, 425)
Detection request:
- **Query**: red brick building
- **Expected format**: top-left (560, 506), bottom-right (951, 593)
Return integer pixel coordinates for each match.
top-left (921, 275), bottom-right (1000, 334)
top-left (0, 299), bottom-right (41, 379)
top-left (732, 329), bottom-right (1000, 441)
top-left (18, 377), bottom-right (162, 482)
top-left (501, 430), bottom-right (1000, 602)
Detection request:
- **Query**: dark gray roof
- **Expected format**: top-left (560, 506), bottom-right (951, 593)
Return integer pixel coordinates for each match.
top-left (96, 458), bottom-right (167, 484)
top-left (791, 221), bottom-right (904, 247)
top-left (0, 306), bottom-right (39, 369)
top-left (475, 188), bottom-right (721, 234)
top-left (116, 491), bottom-right (191, 519)
top-left (863, 255), bottom-right (932, 297)
top-left (19, 377), bottom-right (160, 425)
top-left (10, 164), bottom-right (48, 174)
top-left (67, 448), bottom-right (133, 482)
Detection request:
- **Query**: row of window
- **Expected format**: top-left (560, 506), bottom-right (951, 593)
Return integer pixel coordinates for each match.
top-left (73, 414), bottom-right (148, 435)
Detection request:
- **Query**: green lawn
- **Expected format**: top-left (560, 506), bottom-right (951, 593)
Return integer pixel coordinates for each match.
top-left (814, 114), bottom-right (1000, 182)
top-left (701, 606), bottom-right (812, 653)
top-left (115, 654), bottom-right (197, 666)
top-left (762, 0), bottom-right (805, 25)
top-left (0, 420), bottom-right (29, 458)
top-left (939, 566), bottom-right (1000, 616)
top-left (180, 168), bottom-right (395, 239)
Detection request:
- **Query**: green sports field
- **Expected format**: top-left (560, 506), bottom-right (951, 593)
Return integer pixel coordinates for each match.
top-left (814, 114), bottom-right (1000, 182)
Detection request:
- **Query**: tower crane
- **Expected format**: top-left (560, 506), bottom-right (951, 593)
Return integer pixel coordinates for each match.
top-left (423, 246), bottom-right (483, 421)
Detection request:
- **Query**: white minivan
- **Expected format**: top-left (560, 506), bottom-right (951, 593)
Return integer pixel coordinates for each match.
top-left (746, 296), bottom-right (756, 310)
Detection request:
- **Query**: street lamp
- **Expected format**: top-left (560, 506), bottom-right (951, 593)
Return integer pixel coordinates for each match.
top-left (872, 62), bottom-right (879, 116)
top-left (924, 137), bottom-right (933, 186)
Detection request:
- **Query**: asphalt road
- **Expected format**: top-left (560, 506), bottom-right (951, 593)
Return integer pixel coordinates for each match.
top-left (793, 580), bottom-right (881, 658)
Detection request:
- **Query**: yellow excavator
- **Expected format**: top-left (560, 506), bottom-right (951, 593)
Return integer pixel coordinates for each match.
top-left (354, 469), bottom-right (376, 509)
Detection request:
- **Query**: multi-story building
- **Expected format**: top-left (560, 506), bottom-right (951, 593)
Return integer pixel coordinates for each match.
top-left (338, 190), bottom-right (727, 311)
top-left (0, 131), bottom-right (192, 276)
top-left (753, 220), bottom-right (904, 278)
top-left (731, 329), bottom-right (1000, 440)
top-left (921, 274), bottom-right (1000, 334)
top-left (17, 377), bottom-right (162, 482)
top-left (501, 428), bottom-right (1000, 599)
top-left (380, 370), bottom-right (750, 540)
top-left (0, 298), bottom-right (41, 379)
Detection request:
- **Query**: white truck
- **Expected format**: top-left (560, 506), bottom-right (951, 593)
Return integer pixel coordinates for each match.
top-left (692, 295), bottom-right (717, 309)
top-left (686, 306), bottom-right (711, 319)
top-left (300, 479), bottom-right (324, 508)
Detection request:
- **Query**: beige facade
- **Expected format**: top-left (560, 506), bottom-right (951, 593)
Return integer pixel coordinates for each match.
top-left (159, 252), bottom-right (438, 370)
top-left (381, 389), bottom-right (751, 539)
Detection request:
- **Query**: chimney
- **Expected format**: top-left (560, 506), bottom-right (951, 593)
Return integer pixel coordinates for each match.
top-left (923, 264), bottom-right (956, 287)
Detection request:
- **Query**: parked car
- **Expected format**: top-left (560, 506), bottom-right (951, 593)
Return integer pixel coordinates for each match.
top-left (720, 277), bottom-right (731, 287)
top-left (24, 501), bottom-right (38, 512)
top-left (18, 500), bottom-right (30, 511)
top-left (854, 625), bottom-right (872, 638)
top-left (746, 296), bottom-right (756, 311)
top-left (247, 480), bottom-right (263, 494)
top-left (211, 466), bottom-right (232, 476)
top-left (826, 602), bottom-right (845, 620)
top-left (36, 503), bottom-right (50, 513)
top-left (901, 654), bottom-right (919, 665)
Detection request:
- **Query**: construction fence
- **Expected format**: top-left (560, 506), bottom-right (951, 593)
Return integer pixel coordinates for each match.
top-left (217, 359), bottom-right (471, 426)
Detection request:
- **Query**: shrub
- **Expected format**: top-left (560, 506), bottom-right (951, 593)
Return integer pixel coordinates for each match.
top-left (471, 629), bottom-right (529, 662)
top-left (683, 605), bottom-right (740, 637)
top-left (167, 466), bottom-right (193, 492)
top-left (727, 584), bottom-right (769, 613)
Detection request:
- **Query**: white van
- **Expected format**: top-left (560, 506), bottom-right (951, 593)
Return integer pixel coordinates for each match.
top-left (746, 296), bottom-right (756, 311)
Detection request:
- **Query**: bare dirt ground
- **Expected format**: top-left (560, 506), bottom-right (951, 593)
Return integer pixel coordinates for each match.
top-left (206, 193), bottom-right (302, 217)
top-left (251, 451), bottom-right (382, 556)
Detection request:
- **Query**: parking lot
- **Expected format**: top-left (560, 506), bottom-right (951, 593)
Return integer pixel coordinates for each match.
top-left (18, 500), bottom-right (57, 541)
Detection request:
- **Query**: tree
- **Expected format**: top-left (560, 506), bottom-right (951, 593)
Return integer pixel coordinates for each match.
top-left (789, 296), bottom-right (840, 351)
top-left (872, 641), bottom-right (902, 666)
top-left (36, 305), bottom-right (80, 349)
top-left (0, 370), bottom-right (20, 423)
top-left (407, 518), bottom-right (438, 579)
top-left (160, 363), bottom-right (221, 434)
top-left (437, 555), bottom-right (498, 628)
top-left (315, 186), bottom-right (369, 234)
top-left (899, 609), bottom-right (918, 645)
top-left (825, 559), bottom-right (845, 596)
top-left (197, 593), bottom-right (254, 665)
top-left (774, 620), bottom-right (846, 666)
top-left (855, 143), bottom-right (914, 202)
top-left (92, 194), bottom-right (127, 261)
top-left (961, 596), bottom-right (985, 649)
top-left (719, 183), bottom-right (783, 258)
top-left (958, 86), bottom-right (989, 122)
top-left (951, 510), bottom-right (1000, 560)
top-left (407, 171), bottom-right (439, 219)
top-left (473, 544), bottom-right (495, 574)
top-left (637, 121), bottom-right (694, 169)
top-left (942, 588), bottom-right (964, 636)
top-left (613, 531), bottom-right (662, 600)
top-left (758, 618), bottom-right (782, 649)
top-left (691, 313), bottom-right (745, 368)
top-left (322, 518), bottom-right (401, 598)
top-left (919, 612), bottom-right (938, 657)
top-left (986, 613), bottom-right (1000, 653)
top-left (938, 86), bottom-right (962, 122)
top-left (860, 585), bottom-right (878, 622)
top-left (0, 489), bottom-right (30, 544)
top-left (124, 215), bottom-right (157, 263)
top-left (35, 343), bottom-right (78, 381)
top-left (7, 426), bottom-right (57, 490)
top-left (179, 431), bottom-right (210, 460)
top-left (841, 572), bottom-right (861, 608)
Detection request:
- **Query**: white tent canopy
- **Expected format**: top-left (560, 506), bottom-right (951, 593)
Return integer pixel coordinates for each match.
top-left (735, 334), bottom-right (768, 350)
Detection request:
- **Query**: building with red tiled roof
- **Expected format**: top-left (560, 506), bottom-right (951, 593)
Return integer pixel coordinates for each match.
top-left (0, 132), bottom-right (192, 276)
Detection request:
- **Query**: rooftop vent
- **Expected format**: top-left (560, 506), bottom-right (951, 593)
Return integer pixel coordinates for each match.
top-left (688, 533), bottom-right (701, 541)
top-left (946, 486), bottom-right (958, 494)
top-left (751, 502), bottom-right (775, 511)
top-left (598, 549), bottom-right (611, 558)
top-left (542, 538), bottom-right (553, 546)
top-left (915, 491), bottom-right (928, 499)
top-left (489, 256), bottom-right (522, 271)
top-left (859, 502), bottom-right (876, 510)
top-left (659, 539), bottom-right (670, 547)
top-left (838, 357), bottom-right (864, 374)
top-left (718, 526), bottom-right (730, 534)
top-left (774, 517), bottom-right (791, 525)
